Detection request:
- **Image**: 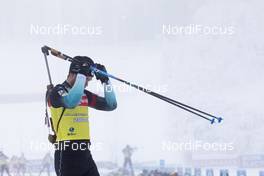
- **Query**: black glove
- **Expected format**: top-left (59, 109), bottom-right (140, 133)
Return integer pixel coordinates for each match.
top-left (69, 61), bottom-right (90, 76)
top-left (94, 64), bottom-right (109, 84)
top-left (69, 56), bottom-right (94, 76)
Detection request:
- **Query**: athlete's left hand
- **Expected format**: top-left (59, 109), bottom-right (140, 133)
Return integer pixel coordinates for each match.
top-left (94, 64), bottom-right (109, 84)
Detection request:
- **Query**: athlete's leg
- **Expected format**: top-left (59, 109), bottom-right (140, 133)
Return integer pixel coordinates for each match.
top-left (81, 152), bottom-right (100, 176)
top-left (128, 159), bottom-right (134, 176)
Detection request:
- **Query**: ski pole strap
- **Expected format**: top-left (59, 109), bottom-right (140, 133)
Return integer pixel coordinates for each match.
top-left (56, 108), bottom-right (66, 133)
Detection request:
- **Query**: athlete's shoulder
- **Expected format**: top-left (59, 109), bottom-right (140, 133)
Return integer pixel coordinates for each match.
top-left (49, 83), bottom-right (69, 108)
top-left (52, 84), bottom-right (68, 97)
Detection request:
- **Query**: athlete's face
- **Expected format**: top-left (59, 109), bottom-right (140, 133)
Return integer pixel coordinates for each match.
top-left (67, 73), bottom-right (93, 87)
top-left (85, 76), bottom-right (93, 87)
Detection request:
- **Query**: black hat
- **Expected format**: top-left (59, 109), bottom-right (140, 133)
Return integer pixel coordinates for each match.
top-left (69, 56), bottom-right (94, 75)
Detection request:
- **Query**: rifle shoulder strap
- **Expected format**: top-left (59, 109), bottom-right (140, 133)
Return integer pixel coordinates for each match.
top-left (56, 108), bottom-right (66, 133)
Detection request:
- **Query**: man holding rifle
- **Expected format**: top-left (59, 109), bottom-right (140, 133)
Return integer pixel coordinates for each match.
top-left (48, 56), bottom-right (117, 176)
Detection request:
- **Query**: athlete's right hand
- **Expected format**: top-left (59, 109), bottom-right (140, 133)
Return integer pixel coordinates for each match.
top-left (70, 60), bottom-right (91, 76)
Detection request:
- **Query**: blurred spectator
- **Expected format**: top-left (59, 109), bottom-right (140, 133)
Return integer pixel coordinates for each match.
top-left (139, 169), bottom-right (174, 176)
top-left (39, 152), bottom-right (53, 176)
top-left (18, 153), bottom-right (27, 176)
top-left (122, 145), bottom-right (137, 176)
top-left (0, 151), bottom-right (11, 176)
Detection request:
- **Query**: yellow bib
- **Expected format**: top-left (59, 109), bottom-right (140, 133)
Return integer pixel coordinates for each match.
top-left (50, 95), bottom-right (90, 141)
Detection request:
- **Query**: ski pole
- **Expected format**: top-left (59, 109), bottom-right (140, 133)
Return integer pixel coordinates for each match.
top-left (41, 45), bottom-right (223, 124)
top-left (41, 46), bottom-right (53, 85)
top-left (91, 67), bottom-right (222, 124)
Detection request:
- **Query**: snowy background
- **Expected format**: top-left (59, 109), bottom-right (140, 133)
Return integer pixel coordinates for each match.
top-left (0, 0), bottom-right (263, 174)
